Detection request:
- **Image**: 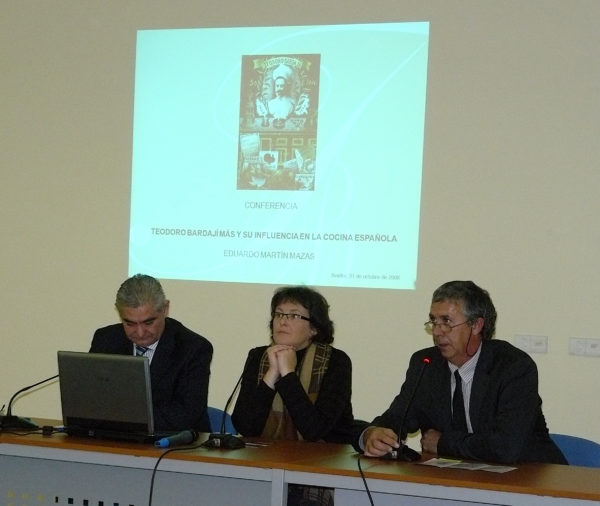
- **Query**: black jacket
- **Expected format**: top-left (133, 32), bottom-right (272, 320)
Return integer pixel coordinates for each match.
top-left (365, 340), bottom-right (566, 465)
top-left (90, 317), bottom-right (213, 432)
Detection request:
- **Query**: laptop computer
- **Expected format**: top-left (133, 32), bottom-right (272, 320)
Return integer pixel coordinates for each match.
top-left (57, 350), bottom-right (172, 443)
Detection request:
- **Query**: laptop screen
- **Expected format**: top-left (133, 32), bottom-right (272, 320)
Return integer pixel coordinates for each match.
top-left (57, 350), bottom-right (156, 439)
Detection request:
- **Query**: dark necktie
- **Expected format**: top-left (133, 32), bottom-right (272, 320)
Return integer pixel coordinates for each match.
top-left (135, 345), bottom-right (149, 357)
top-left (452, 370), bottom-right (468, 432)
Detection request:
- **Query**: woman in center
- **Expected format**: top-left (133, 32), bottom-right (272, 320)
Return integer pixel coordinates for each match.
top-left (232, 286), bottom-right (356, 505)
top-left (232, 285), bottom-right (355, 443)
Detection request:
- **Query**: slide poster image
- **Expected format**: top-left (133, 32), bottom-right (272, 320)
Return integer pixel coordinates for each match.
top-left (238, 54), bottom-right (320, 191)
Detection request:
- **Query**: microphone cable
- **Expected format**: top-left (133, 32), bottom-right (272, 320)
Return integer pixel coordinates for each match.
top-left (148, 441), bottom-right (203, 506)
top-left (356, 356), bottom-right (431, 503)
top-left (357, 453), bottom-right (375, 506)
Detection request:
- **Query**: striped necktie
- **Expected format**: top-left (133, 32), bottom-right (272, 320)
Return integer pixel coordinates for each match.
top-left (135, 345), bottom-right (149, 357)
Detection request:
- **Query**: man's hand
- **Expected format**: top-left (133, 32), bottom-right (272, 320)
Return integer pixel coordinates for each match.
top-left (420, 428), bottom-right (441, 455)
top-left (363, 426), bottom-right (400, 457)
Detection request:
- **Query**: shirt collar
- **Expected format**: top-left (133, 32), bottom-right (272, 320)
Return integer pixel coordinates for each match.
top-left (448, 342), bottom-right (482, 384)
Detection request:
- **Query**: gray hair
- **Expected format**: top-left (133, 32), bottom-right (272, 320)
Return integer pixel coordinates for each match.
top-left (432, 280), bottom-right (497, 340)
top-left (115, 274), bottom-right (166, 312)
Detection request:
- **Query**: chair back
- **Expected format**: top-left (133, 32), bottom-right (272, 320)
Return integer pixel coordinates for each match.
top-left (207, 406), bottom-right (237, 434)
top-left (550, 433), bottom-right (600, 468)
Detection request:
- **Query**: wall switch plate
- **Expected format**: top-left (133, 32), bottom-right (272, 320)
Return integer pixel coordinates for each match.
top-left (514, 334), bottom-right (547, 353)
top-left (585, 338), bottom-right (600, 357)
top-left (529, 335), bottom-right (548, 354)
top-left (569, 337), bottom-right (587, 356)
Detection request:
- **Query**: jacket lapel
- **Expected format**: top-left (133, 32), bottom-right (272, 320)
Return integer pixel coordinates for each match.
top-left (427, 352), bottom-right (453, 429)
top-left (439, 360), bottom-right (453, 427)
top-left (468, 341), bottom-right (491, 431)
top-left (148, 318), bottom-right (176, 382)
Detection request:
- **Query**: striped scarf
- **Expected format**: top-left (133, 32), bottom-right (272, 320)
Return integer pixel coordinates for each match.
top-left (258, 342), bottom-right (332, 440)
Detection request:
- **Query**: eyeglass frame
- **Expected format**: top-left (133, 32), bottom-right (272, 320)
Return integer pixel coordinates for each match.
top-left (424, 319), bottom-right (471, 334)
top-left (272, 311), bottom-right (311, 322)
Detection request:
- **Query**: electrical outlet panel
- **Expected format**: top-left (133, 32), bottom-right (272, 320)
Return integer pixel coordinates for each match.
top-left (569, 337), bottom-right (600, 357)
top-left (514, 334), bottom-right (548, 354)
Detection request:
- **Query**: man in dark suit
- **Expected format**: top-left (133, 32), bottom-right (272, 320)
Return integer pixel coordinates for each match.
top-left (90, 274), bottom-right (213, 433)
top-left (359, 280), bottom-right (566, 465)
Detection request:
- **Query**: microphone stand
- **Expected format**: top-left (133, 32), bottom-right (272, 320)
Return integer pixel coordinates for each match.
top-left (381, 442), bottom-right (421, 462)
top-left (0, 374), bottom-right (59, 430)
top-left (381, 358), bottom-right (430, 461)
top-left (202, 374), bottom-right (245, 449)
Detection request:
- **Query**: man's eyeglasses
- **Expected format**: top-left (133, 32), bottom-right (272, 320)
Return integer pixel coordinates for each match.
top-left (424, 319), bottom-right (470, 334)
top-left (272, 312), bottom-right (311, 322)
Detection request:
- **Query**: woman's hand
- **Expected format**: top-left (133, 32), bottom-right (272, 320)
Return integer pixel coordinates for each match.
top-left (275, 346), bottom-right (297, 376)
top-left (262, 344), bottom-right (294, 388)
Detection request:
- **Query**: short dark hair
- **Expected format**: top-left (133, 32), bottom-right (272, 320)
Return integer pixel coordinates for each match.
top-left (115, 274), bottom-right (166, 313)
top-left (432, 280), bottom-right (497, 340)
top-left (269, 286), bottom-right (334, 344)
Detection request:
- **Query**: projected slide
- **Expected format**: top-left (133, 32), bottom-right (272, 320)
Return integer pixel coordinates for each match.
top-left (129, 22), bottom-right (429, 289)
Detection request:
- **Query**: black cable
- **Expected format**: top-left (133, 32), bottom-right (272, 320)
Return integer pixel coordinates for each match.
top-left (2, 428), bottom-right (43, 436)
top-left (148, 443), bottom-right (203, 506)
top-left (3, 425), bottom-right (63, 437)
top-left (150, 443), bottom-right (377, 506)
top-left (357, 454), bottom-right (375, 506)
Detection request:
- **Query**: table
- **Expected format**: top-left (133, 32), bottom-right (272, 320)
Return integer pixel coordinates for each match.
top-left (1, 428), bottom-right (599, 506)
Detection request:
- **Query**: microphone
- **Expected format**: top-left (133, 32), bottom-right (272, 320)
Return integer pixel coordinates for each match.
top-left (0, 374), bottom-right (59, 430)
top-left (381, 357), bottom-right (431, 461)
top-left (154, 430), bottom-right (198, 448)
top-left (201, 370), bottom-right (245, 450)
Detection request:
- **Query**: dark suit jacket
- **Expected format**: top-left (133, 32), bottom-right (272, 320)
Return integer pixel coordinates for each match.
top-left (367, 340), bottom-right (566, 465)
top-left (90, 317), bottom-right (213, 433)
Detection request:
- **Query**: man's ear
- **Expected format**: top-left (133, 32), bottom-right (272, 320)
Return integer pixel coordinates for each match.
top-left (471, 316), bottom-right (484, 337)
top-left (164, 300), bottom-right (170, 316)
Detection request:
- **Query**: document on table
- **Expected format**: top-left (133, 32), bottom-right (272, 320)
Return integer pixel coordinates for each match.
top-left (421, 458), bottom-right (517, 473)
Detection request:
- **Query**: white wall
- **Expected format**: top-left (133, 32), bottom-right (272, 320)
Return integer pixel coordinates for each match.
top-left (2, 0), bottom-right (599, 444)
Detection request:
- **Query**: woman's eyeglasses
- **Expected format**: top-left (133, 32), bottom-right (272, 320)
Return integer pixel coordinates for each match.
top-left (272, 312), bottom-right (311, 322)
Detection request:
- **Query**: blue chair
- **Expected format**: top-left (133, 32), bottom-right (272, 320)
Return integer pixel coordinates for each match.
top-left (550, 433), bottom-right (600, 468)
top-left (207, 407), bottom-right (237, 434)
